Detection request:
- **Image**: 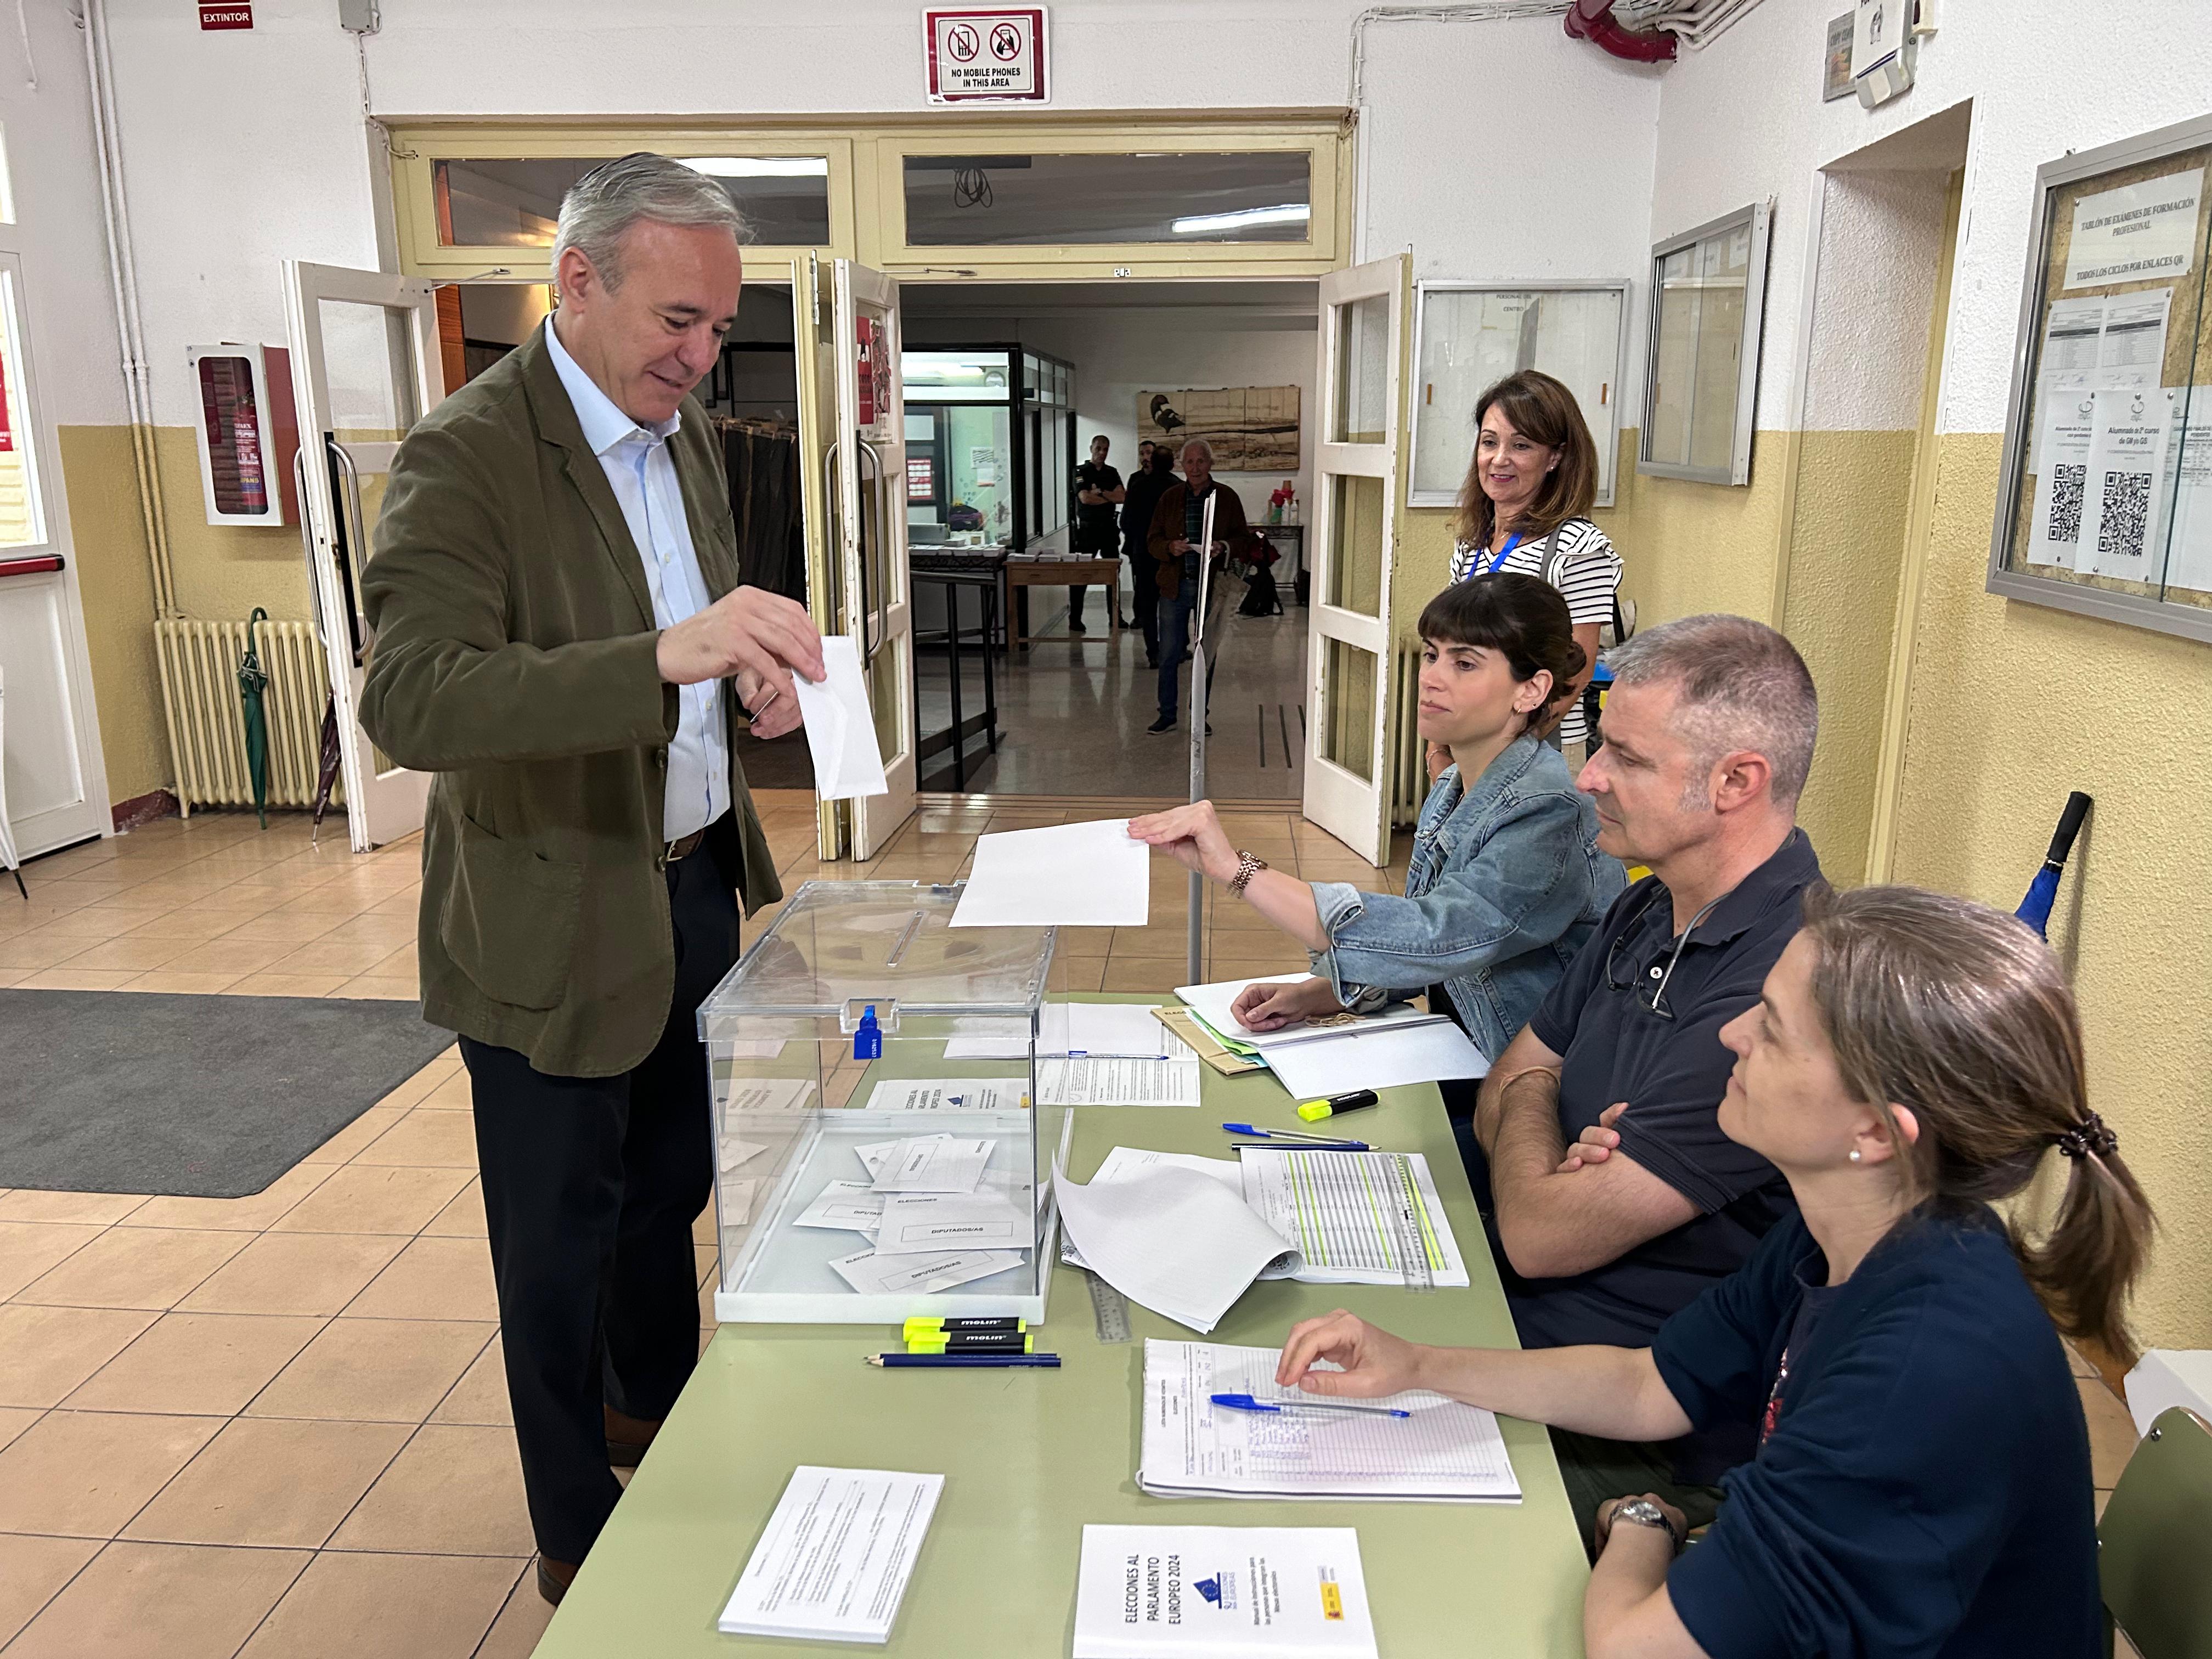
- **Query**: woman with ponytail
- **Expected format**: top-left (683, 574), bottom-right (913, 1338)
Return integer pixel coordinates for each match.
top-left (1273, 883), bottom-right (2150, 1658)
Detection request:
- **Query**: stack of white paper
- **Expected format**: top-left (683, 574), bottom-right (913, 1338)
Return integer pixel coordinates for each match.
top-left (1175, 976), bottom-right (1489, 1094)
top-left (1138, 1341), bottom-right (1521, 1504)
top-left (720, 1466), bottom-right (942, 1643)
top-left (950, 819), bottom-right (1150, 928)
top-left (1238, 1150), bottom-right (1469, 1289)
top-left (1073, 1524), bottom-right (1378, 1658)
top-left (1054, 1157), bottom-right (1302, 1334)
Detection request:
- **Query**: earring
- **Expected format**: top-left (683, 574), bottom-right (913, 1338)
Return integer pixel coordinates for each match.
top-left (1848, 1150), bottom-right (1863, 1163)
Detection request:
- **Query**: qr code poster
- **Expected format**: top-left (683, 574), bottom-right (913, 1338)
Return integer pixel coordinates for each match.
top-left (1137, 386), bottom-right (1302, 473)
top-left (2078, 388), bottom-right (2178, 580)
top-left (2028, 391), bottom-right (2096, 569)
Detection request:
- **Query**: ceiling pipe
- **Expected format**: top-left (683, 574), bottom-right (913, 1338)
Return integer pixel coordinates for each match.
top-left (1563, 0), bottom-right (1678, 60)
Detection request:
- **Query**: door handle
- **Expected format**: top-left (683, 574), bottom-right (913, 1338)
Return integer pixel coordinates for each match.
top-left (855, 438), bottom-right (887, 661)
top-left (327, 438), bottom-right (371, 667)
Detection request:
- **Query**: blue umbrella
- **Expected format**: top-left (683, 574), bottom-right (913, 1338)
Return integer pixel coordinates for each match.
top-left (2017, 792), bottom-right (2092, 939)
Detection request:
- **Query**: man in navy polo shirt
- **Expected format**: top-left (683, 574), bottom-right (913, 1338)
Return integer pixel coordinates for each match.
top-left (1463, 613), bottom-right (1822, 1539)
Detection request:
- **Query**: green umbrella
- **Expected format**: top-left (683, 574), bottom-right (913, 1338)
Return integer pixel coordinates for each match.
top-left (237, 607), bottom-right (270, 830)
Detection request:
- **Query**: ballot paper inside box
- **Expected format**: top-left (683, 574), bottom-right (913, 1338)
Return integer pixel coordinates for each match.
top-left (697, 879), bottom-right (1070, 1324)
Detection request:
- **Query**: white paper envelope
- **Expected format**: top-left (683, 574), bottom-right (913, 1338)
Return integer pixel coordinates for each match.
top-left (792, 635), bottom-right (889, 800)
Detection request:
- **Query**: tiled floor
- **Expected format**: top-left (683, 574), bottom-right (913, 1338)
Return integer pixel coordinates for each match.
top-left (0, 796), bottom-right (2149, 1656)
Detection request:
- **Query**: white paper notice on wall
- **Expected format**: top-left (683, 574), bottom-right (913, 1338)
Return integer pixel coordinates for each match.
top-left (2078, 388), bottom-right (2179, 582)
top-left (791, 635), bottom-right (889, 802)
top-left (2029, 390), bottom-right (2096, 569)
top-left (2155, 391), bottom-right (2212, 596)
top-left (2066, 167), bottom-right (2206, 290)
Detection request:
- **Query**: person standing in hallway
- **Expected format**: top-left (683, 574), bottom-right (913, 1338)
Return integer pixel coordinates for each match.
top-left (1439, 370), bottom-right (1622, 776)
top-left (1145, 438), bottom-right (1256, 734)
top-left (357, 153), bottom-right (826, 1606)
top-left (1068, 433), bottom-right (1124, 634)
top-left (1121, 441), bottom-right (1179, 668)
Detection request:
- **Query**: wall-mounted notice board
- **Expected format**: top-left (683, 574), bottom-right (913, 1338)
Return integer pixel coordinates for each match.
top-left (1988, 114), bottom-right (2212, 642)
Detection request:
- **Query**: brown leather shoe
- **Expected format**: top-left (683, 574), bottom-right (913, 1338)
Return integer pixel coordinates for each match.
top-left (605, 1404), bottom-right (661, 1468)
top-left (537, 1556), bottom-right (579, 1606)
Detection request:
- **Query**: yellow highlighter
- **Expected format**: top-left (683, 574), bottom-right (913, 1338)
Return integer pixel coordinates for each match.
top-left (1296, 1090), bottom-right (1380, 1124)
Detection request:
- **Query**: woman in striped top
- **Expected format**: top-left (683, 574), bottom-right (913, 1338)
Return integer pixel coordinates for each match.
top-left (1442, 369), bottom-right (1623, 772)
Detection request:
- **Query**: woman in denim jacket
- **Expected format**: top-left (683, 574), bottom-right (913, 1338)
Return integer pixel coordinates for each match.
top-left (1131, 573), bottom-right (1624, 1062)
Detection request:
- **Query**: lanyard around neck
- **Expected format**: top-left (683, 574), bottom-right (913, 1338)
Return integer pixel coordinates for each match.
top-left (1484, 531), bottom-right (1524, 574)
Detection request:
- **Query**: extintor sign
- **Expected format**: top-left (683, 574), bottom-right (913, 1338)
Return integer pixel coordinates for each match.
top-left (924, 8), bottom-right (1047, 104)
top-left (199, 2), bottom-right (254, 29)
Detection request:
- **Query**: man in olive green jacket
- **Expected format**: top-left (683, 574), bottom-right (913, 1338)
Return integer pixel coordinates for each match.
top-left (359, 155), bottom-right (824, 1604)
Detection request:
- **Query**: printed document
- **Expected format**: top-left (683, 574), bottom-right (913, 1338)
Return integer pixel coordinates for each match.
top-left (868, 1136), bottom-right (996, 1194)
top-left (725, 1077), bottom-right (817, 1114)
top-left (946, 1002), bottom-right (1190, 1060)
top-left (791, 635), bottom-right (890, 802)
top-left (863, 1078), bottom-right (1024, 1112)
top-left (1238, 1150), bottom-right (1469, 1289)
top-left (873, 1188), bottom-right (1032, 1255)
top-left (1138, 1341), bottom-right (1520, 1504)
top-left (827, 1245), bottom-right (1022, 1296)
top-left (719, 1466), bottom-right (942, 1644)
top-left (2079, 387), bottom-right (2178, 580)
top-left (1039, 1057), bottom-right (1204, 1107)
top-left (792, 1180), bottom-right (885, 1235)
top-left (1054, 1158), bottom-right (1301, 1334)
top-left (1073, 1525), bottom-right (1377, 1658)
top-left (951, 819), bottom-right (1150, 928)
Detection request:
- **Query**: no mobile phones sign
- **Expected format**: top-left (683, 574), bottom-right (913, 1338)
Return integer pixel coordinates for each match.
top-left (924, 8), bottom-right (1047, 103)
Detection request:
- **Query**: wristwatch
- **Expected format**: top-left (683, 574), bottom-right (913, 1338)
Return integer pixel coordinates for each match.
top-left (1227, 851), bottom-right (1269, 896)
top-left (1609, 1498), bottom-right (1683, 1550)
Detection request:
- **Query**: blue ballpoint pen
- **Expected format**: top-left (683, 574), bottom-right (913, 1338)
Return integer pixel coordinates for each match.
top-left (1221, 1122), bottom-right (1372, 1150)
top-left (1209, 1392), bottom-right (1410, 1419)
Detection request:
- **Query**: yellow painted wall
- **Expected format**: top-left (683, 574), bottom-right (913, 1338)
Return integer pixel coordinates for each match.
top-left (56, 424), bottom-right (315, 808)
top-left (1779, 429), bottom-right (1919, 890)
top-left (1891, 432), bottom-right (2212, 1351)
top-left (57, 425), bottom-right (165, 803)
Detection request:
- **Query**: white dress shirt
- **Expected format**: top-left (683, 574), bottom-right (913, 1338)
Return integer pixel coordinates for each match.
top-left (544, 318), bottom-right (728, 842)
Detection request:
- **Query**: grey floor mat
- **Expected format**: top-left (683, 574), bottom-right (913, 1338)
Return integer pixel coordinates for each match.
top-left (0, 990), bottom-right (457, 1198)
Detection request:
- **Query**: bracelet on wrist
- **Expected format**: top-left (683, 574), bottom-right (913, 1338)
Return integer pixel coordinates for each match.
top-left (1227, 850), bottom-right (1269, 897)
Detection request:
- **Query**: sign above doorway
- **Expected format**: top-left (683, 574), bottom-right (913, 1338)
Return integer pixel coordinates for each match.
top-left (923, 7), bottom-right (1048, 104)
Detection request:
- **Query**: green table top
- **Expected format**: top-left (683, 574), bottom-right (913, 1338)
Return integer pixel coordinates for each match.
top-left (536, 996), bottom-right (1590, 1656)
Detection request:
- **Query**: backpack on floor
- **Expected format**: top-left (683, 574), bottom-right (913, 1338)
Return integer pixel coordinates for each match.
top-left (1238, 566), bottom-right (1283, 617)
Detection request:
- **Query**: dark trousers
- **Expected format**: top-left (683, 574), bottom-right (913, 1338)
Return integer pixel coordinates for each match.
top-left (1125, 544), bottom-right (1159, 659)
top-left (1158, 575), bottom-right (1220, 719)
top-left (461, 816), bottom-right (742, 1564)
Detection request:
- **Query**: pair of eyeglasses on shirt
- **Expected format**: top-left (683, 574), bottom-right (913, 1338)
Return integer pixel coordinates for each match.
top-left (1604, 887), bottom-right (1727, 1020)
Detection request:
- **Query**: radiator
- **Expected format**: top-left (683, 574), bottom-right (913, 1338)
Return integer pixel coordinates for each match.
top-left (154, 618), bottom-right (337, 815)
top-left (1389, 641), bottom-right (1425, 828)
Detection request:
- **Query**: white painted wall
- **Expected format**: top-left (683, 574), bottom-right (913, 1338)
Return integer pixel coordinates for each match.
top-left (909, 305), bottom-right (1319, 525)
top-left (1649, 0), bottom-right (2212, 438)
top-left (2, 2), bottom-right (128, 427)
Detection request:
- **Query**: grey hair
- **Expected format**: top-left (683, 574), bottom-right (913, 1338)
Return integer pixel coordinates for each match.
top-left (1180, 438), bottom-right (1215, 463)
top-left (552, 153), bottom-right (748, 293)
top-left (1605, 613), bottom-right (1819, 806)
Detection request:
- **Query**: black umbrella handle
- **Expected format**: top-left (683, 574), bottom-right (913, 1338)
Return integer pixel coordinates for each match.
top-left (2044, 791), bottom-right (2092, 870)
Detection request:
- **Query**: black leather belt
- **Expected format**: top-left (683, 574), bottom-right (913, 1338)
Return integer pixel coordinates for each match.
top-left (665, 828), bottom-right (707, 863)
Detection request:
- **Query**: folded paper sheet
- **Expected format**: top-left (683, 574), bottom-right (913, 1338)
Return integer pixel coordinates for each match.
top-left (792, 635), bottom-right (890, 801)
top-left (950, 819), bottom-right (1150, 928)
top-left (1053, 1158), bottom-right (1300, 1334)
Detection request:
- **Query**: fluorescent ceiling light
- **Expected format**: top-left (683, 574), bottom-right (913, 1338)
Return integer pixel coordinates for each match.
top-left (679, 157), bottom-right (829, 179)
top-left (1171, 203), bottom-right (1311, 235)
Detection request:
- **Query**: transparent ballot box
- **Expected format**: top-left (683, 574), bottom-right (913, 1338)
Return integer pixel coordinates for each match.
top-left (699, 881), bottom-right (1065, 1323)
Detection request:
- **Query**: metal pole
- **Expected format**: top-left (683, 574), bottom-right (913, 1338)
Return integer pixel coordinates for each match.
top-left (1187, 494), bottom-right (1220, 988)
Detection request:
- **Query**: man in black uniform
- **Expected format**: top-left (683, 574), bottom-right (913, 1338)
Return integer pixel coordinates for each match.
top-left (1068, 433), bottom-right (1124, 634)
